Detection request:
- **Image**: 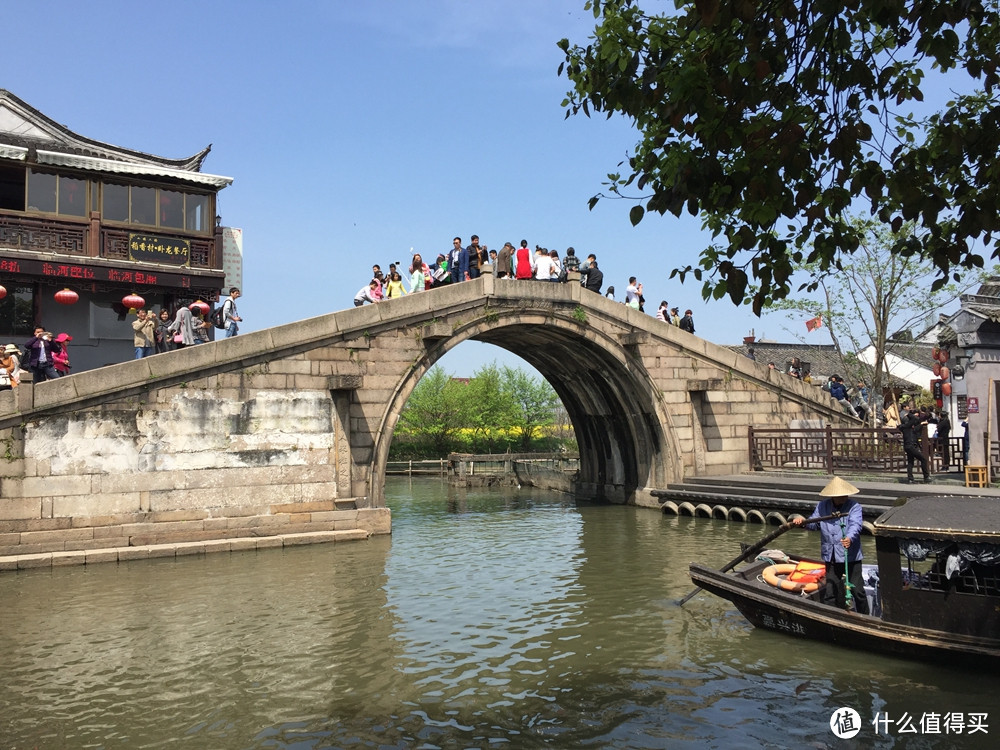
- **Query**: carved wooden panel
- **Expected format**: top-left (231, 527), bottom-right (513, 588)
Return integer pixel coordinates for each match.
top-left (0, 215), bottom-right (87, 255)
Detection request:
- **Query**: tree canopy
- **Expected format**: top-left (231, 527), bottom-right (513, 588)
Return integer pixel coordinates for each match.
top-left (558, 0), bottom-right (1000, 314)
top-left (393, 363), bottom-right (567, 458)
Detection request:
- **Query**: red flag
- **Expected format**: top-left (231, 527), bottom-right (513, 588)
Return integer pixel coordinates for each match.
top-left (805, 315), bottom-right (822, 332)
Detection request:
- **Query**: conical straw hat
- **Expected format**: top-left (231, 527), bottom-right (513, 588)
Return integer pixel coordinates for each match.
top-left (819, 476), bottom-right (859, 497)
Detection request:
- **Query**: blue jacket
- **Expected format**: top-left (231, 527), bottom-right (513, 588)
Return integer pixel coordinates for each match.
top-left (450, 246), bottom-right (469, 280)
top-left (829, 381), bottom-right (848, 401)
top-left (805, 497), bottom-right (863, 563)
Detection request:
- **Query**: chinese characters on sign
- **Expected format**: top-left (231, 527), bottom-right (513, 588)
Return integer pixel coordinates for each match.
top-left (0, 255), bottom-right (212, 291)
top-left (128, 233), bottom-right (190, 267)
top-left (968, 397), bottom-right (980, 414)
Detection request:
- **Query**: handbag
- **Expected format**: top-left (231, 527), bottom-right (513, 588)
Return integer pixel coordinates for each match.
top-left (173, 333), bottom-right (184, 344)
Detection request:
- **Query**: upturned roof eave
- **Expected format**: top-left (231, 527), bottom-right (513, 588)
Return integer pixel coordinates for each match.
top-left (0, 89), bottom-right (213, 172)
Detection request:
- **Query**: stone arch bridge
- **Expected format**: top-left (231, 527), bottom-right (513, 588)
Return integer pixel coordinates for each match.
top-left (0, 274), bottom-right (850, 565)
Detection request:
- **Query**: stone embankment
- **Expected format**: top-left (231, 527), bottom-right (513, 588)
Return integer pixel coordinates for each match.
top-left (0, 497), bottom-right (387, 571)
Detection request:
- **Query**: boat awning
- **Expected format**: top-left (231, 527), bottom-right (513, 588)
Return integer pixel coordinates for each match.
top-left (874, 496), bottom-right (1000, 541)
top-left (34, 149), bottom-right (233, 189)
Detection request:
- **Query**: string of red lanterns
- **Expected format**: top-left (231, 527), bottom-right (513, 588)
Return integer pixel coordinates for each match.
top-left (931, 346), bottom-right (952, 403)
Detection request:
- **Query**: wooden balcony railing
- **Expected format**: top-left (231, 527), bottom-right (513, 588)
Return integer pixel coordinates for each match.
top-left (0, 214), bottom-right (87, 255)
top-left (0, 213), bottom-right (217, 269)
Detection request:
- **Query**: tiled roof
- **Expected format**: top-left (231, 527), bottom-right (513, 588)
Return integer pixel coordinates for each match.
top-left (0, 89), bottom-right (218, 174)
top-left (729, 341), bottom-right (920, 391)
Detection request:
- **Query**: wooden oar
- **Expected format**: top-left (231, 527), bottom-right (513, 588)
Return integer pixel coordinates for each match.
top-left (678, 511), bottom-right (843, 606)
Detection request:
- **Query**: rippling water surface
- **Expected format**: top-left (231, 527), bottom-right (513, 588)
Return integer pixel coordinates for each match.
top-left (1, 478), bottom-right (997, 748)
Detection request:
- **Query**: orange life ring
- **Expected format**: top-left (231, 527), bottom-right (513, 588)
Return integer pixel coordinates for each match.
top-left (762, 563), bottom-right (824, 593)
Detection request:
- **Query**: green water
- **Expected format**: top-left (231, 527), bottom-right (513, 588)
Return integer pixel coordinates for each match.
top-left (0, 478), bottom-right (995, 748)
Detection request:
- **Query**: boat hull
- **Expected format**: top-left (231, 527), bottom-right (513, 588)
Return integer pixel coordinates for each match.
top-left (689, 562), bottom-right (1000, 670)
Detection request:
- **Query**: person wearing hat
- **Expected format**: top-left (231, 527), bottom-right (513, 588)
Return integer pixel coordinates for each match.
top-left (792, 476), bottom-right (870, 614)
top-left (0, 343), bottom-right (20, 390)
top-left (52, 333), bottom-right (72, 376)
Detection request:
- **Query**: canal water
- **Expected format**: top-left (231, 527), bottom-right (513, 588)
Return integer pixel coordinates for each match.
top-left (1, 477), bottom-right (996, 749)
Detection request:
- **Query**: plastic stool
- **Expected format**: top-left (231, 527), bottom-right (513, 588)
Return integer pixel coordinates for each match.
top-left (965, 465), bottom-right (989, 488)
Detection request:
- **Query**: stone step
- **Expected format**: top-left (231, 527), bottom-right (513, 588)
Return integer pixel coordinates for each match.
top-left (652, 473), bottom-right (988, 522)
top-left (0, 502), bottom-right (387, 558)
top-left (0, 528), bottom-right (372, 571)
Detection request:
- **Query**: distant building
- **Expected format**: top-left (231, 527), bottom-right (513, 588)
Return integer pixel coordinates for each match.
top-left (0, 90), bottom-right (234, 370)
top-left (919, 278), bottom-right (1000, 467)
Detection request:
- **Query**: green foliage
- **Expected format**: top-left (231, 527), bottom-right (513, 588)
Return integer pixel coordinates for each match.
top-left (559, 0), bottom-right (1000, 314)
top-left (391, 362), bottom-right (569, 458)
top-left (500, 365), bottom-right (562, 452)
top-left (462, 362), bottom-right (511, 453)
top-left (395, 366), bottom-right (468, 457)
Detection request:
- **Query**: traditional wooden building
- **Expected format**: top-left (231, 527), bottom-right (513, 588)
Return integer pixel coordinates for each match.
top-left (0, 90), bottom-right (233, 370)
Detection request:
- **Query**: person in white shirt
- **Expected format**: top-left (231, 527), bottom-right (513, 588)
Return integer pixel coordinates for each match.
top-left (533, 247), bottom-right (555, 281)
top-left (625, 277), bottom-right (643, 309)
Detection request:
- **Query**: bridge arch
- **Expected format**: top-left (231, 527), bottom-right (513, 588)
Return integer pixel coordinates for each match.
top-left (371, 307), bottom-right (682, 505)
top-left (0, 271), bottom-right (855, 557)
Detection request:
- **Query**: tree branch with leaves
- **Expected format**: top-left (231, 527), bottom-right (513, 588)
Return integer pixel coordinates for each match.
top-left (559, 0), bottom-right (1000, 314)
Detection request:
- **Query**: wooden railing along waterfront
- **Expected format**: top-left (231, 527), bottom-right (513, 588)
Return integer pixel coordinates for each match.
top-left (748, 425), bottom-right (965, 476)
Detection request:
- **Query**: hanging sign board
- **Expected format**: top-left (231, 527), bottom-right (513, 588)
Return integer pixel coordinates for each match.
top-left (128, 233), bottom-right (190, 266)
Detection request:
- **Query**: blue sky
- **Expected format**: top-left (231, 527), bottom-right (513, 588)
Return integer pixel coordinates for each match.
top-left (2, 1), bottom-right (931, 374)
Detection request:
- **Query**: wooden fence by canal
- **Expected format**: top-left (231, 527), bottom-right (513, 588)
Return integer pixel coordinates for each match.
top-left (747, 424), bottom-right (966, 476)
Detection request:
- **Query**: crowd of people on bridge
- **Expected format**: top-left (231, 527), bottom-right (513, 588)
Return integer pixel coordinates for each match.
top-left (352, 237), bottom-right (700, 337)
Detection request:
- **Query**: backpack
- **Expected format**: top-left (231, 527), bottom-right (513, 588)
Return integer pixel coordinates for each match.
top-left (210, 302), bottom-right (228, 330)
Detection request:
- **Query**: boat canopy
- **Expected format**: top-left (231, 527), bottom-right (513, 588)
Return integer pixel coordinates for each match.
top-left (874, 496), bottom-right (1000, 543)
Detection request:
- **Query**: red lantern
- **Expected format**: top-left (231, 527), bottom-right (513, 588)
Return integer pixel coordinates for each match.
top-left (189, 300), bottom-right (210, 317)
top-left (122, 293), bottom-right (145, 313)
top-left (54, 288), bottom-right (79, 305)
top-left (940, 365), bottom-right (950, 381)
top-left (942, 382), bottom-right (953, 397)
top-left (932, 346), bottom-right (941, 361)
top-left (938, 348), bottom-right (950, 363)
top-left (932, 362), bottom-right (942, 377)
top-left (0, 285), bottom-right (6, 300)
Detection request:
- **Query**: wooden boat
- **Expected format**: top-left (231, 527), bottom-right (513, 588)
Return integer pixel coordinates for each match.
top-left (688, 495), bottom-right (1000, 669)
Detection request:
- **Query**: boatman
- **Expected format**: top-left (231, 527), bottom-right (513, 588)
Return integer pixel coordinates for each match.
top-left (792, 476), bottom-right (870, 615)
